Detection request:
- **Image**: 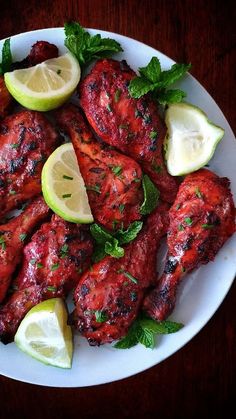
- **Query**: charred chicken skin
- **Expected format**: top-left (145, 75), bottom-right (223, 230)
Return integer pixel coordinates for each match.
top-left (0, 214), bottom-right (93, 343)
top-left (143, 169), bottom-right (235, 321)
top-left (0, 196), bottom-right (49, 303)
top-left (0, 76), bottom-right (12, 119)
top-left (79, 59), bottom-right (178, 203)
top-left (0, 110), bottom-right (57, 219)
top-left (56, 104), bottom-right (143, 230)
top-left (11, 40), bottom-right (58, 70)
top-left (72, 203), bottom-right (169, 346)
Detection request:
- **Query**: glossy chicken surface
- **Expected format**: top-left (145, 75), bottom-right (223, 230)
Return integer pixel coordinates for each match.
top-left (11, 40), bottom-right (58, 70)
top-left (0, 76), bottom-right (12, 119)
top-left (56, 104), bottom-right (143, 230)
top-left (143, 169), bottom-right (235, 321)
top-left (72, 203), bottom-right (169, 345)
top-left (0, 214), bottom-right (93, 343)
top-left (0, 110), bottom-right (57, 218)
top-left (80, 59), bottom-right (178, 203)
top-left (0, 196), bottom-right (49, 303)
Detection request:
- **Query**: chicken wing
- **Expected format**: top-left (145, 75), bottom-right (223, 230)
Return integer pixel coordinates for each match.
top-left (0, 196), bottom-right (49, 303)
top-left (143, 169), bottom-right (235, 321)
top-left (72, 202), bottom-right (169, 345)
top-left (0, 110), bottom-right (57, 218)
top-left (79, 59), bottom-right (179, 203)
top-left (0, 214), bottom-right (93, 343)
top-left (56, 104), bottom-right (143, 230)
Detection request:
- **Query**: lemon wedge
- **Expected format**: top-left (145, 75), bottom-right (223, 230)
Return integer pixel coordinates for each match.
top-left (164, 102), bottom-right (224, 176)
top-left (42, 143), bottom-right (94, 223)
top-left (4, 53), bottom-right (80, 111)
top-left (14, 298), bottom-right (73, 369)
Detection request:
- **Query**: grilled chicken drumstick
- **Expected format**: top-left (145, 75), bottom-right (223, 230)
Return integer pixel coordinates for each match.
top-left (71, 203), bottom-right (169, 346)
top-left (56, 104), bottom-right (143, 230)
top-left (0, 110), bottom-right (57, 219)
top-left (0, 76), bottom-right (12, 119)
top-left (0, 214), bottom-right (93, 343)
top-left (143, 169), bottom-right (235, 321)
top-left (79, 59), bottom-right (178, 203)
top-left (0, 196), bottom-right (49, 303)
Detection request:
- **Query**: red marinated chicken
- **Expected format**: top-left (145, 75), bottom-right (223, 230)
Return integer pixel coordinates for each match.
top-left (0, 76), bottom-right (12, 119)
top-left (143, 169), bottom-right (235, 321)
top-left (0, 110), bottom-right (57, 218)
top-left (80, 59), bottom-right (178, 203)
top-left (56, 104), bottom-right (143, 230)
top-left (0, 196), bottom-right (49, 303)
top-left (11, 40), bottom-right (58, 70)
top-left (72, 203), bottom-right (169, 346)
top-left (0, 214), bottom-right (93, 343)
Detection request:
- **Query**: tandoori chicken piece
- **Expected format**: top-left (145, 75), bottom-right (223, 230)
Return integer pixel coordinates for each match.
top-left (0, 214), bottom-right (93, 343)
top-left (56, 104), bottom-right (143, 230)
top-left (0, 76), bottom-right (12, 118)
top-left (0, 110), bottom-right (57, 219)
top-left (79, 59), bottom-right (179, 203)
top-left (0, 196), bottom-right (49, 303)
top-left (71, 202), bottom-right (169, 345)
top-left (11, 40), bottom-right (58, 70)
top-left (143, 169), bottom-right (235, 321)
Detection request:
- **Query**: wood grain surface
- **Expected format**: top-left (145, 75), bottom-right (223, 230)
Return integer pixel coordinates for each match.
top-left (0, 1), bottom-right (235, 418)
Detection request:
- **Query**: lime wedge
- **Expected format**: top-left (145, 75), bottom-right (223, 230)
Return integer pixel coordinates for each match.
top-left (14, 298), bottom-right (73, 369)
top-left (164, 102), bottom-right (224, 176)
top-left (42, 143), bottom-right (93, 223)
top-left (4, 53), bottom-right (80, 111)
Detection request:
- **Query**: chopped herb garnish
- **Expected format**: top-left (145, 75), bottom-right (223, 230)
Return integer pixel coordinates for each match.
top-left (0, 235), bottom-right (6, 251)
top-left (10, 143), bottom-right (19, 149)
top-left (151, 161), bottom-right (162, 174)
top-left (94, 310), bottom-right (108, 323)
top-left (176, 204), bottom-right (181, 210)
top-left (19, 233), bottom-right (27, 242)
top-left (107, 104), bottom-right (112, 112)
top-left (178, 224), bottom-right (184, 231)
top-left (63, 174), bottom-right (73, 180)
top-left (114, 89), bottom-right (122, 102)
top-left (119, 204), bottom-right (125, 213)
top-left (140, 174), bottom-right (159, 215)
top-left (150, 130), bottom-right (158, 140)
top-left (195, 187), bottom-right (202, 198)
top-left (184, 217), bottom-right (193, 225)
top-left (111, 165), bottom-right (123, 176)
top-left (47, 286), bottom-right (57, 292)
top-left (118, 269), bottom-right (138, 284)
top-left (181, 266), bottom-right (186, 273)
top-left (51, 263), bottom-right (59, 271)
top-left (201, 223), bottom-right (215, 229)
top-left (30, 259), bottom-right (37, 265)
top-left (9, 190), bottom-right (16, 195)
top-left (37, 263), bottom-right (43, 269)
top-left (86, 184), bottom-right (101, 194)
top-left (62, 193), bottom-right (72, 198)
top-left (60, 244), bottom-right (69, 258)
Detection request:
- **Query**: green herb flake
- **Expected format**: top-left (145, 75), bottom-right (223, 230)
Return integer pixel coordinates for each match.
top-left (86, 184), bottom-right (101, 194)
top-left (106, 104), bottom-right (112, 112)
top-left (111, 165), bottom-right (122, 176)
top-left (9, 190), bottom-right (16, 195)
top-left (195, 187), bottom-right (203, 198)
top-left (62, 193), bottom-right (72, 198)
top-left (201, 223), bottom-right (215, 229)
top-left (51, 263), bottom-right (59, 271)
top-left (114, 89), bottom-right (122, 102)
top-left (178, 224), bottom-right (184, 231)
top-left (47, 286), bottom-right (57, 292)
top-left (94, 310), bottom-right (108, 323)
top-left (10, 143), bottom-right (19, 149)
top-left (30, 259), bottom-right (37, 265)
top-left (60, 244), bottom-right (69, 258)
top-left (37, 263), bottom-right (43, 269)
top-left (19, 233), bottom-right (27, 242)
top-left (119, 204), bottom-right (125, 213)
top-left (184, 217), bottom-right (193, 226)
top-left (150, 130), bottom-right (158, 140)
top-left (140, 174), bottom-right (160, 215)
top-left (118, 269), bottom-right (138, 284)
top-left (0, 235), bottom-right (6, 251)
top-left (63, 174), bottom-right (73, 180)
top-left (176, 204), bottom-right (181, 210)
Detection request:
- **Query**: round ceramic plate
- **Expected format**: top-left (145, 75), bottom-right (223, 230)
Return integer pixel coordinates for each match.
top-left (0, 28), bottom-right (235, 387)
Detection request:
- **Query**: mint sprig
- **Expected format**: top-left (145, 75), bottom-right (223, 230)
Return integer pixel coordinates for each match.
top-left (64, 21), bottom-right (123, 66)
top-left (114, 313), bottom-right (183, 349)
top-left (0, 38), bottom-right (12, 75)
top-left (129, 57), bottom-right (191, 105)
top-left (140, 174), bottom-right (160, 215)
top-left (90, 221), bottom-right (143, 262)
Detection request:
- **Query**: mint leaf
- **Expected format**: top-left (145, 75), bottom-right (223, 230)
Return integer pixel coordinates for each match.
top-left (115, 221), bottom-right (143, 244)
top-left (94, 310), bottom-right (108, 323)
top-left (0, 38), bottom-right (12, 75)
top-left (128, 77), bottom-right (155, 99)
top-left (64, 21), bottom-right (122, 66)
top-left (156, 89), bottom-right (186, 105)
top-left (105, 238), bottom-right (124, 258)
top-left (139, 57), bottom-right (161, 83)
top-left (140, 175), bottom-right (160, 215)
top-left (92, 246), bottom-right (106, 263)
top-left (114, 313), bottom-right (183, 350)
top-left (90, 223), bottom-right (113, 244)
top-left (159, 63), bottom-right (191, 88)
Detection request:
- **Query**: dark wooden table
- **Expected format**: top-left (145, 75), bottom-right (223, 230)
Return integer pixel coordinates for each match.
top-left (0, 1), bottom-right (235, 418)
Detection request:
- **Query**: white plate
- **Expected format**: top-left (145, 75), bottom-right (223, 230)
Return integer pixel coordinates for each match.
top-left (0, 28), bottom-right (235, 388)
